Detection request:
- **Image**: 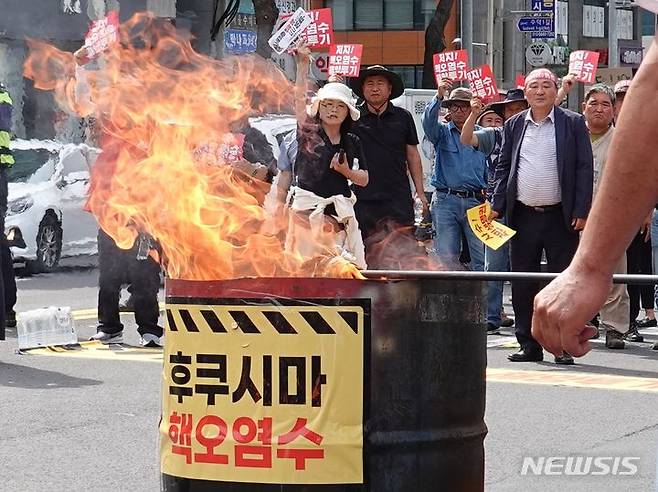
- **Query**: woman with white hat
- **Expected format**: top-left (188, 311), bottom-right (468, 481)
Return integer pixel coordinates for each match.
top-left (283, 42), bottom-right (370, 269)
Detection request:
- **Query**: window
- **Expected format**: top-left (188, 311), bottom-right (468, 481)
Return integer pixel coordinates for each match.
top-left (323, 0), bottom-right (430, 31)
top-left (388, 66), bottom-right (424, 89)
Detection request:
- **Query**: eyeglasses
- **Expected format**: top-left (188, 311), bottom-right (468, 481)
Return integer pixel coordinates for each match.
top-left (449, 105), bottom-right (470, 113)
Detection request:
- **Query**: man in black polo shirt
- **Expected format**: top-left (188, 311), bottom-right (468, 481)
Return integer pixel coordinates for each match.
top-left (351, 66), bottom-right (428, 265)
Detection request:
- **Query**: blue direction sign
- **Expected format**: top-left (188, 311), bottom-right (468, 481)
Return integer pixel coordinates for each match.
top-left (517, 16), bottom-right (554, 33)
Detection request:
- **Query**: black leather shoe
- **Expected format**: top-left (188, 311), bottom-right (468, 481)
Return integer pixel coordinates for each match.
top-left (508, 348), bottom-right (543, 362)
top-left (486, 322), bottom-right (500, 335)
top-left (635, 318), bottom-right (657, 328)
top-left (554, 352), bottom-right (574, 365)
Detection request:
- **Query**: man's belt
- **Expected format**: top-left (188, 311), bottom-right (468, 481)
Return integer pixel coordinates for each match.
top-left (436, 188), bottom-right (485, 200)
top-left (517, 201), bottom-right (562, 213)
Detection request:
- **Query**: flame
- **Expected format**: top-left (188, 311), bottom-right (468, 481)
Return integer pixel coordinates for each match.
top-left (24, 13), bottom-right (364, 280)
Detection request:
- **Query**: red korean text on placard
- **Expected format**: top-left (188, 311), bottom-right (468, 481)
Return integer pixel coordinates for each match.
top-left (328, 44), bottom-right (363, 78)
top-left (569, 50), bottom-right (600, 85)
top-left (281, 8), bottom-right (333, 49)
top-left (84, 11), bottom-right (119, 59)
top-left (433, 50), bottom-right (469, 84)
top-left (167, 413), bottom-right (325, 470)
top-left (465, 65), bottom-right (499, 103)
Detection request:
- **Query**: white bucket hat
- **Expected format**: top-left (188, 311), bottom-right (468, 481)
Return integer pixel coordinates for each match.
top-left (306, 82), bottom-right (360, 121)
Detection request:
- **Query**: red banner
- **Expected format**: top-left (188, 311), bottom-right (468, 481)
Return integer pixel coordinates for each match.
top-left (465, 65), bottom-right (499, 103)
top-left (433, 50), bottom-right (469, 83)
top-left (569, 50), bottom-right (600, 84)
top-left (84, 11), bottom-right (119, 59)
top-left (515, 74), bottom-right (526, 90)
top-left (328, 44), bottom-right (363, 78)
top-left (281, 8), bottom-right (333, 49)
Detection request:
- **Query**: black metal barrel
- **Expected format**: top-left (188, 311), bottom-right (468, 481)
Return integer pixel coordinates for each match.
top-left (161, 276), bottom-right (486, 491)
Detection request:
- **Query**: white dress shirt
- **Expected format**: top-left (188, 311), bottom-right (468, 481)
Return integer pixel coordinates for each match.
top-left (516, 107), bottom-right (561, 206)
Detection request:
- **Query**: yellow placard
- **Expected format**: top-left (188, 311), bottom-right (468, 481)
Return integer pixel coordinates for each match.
top-left (467, 201), bottom-right (516, 250)
top-left (160, 299), bottom-right (367, 484)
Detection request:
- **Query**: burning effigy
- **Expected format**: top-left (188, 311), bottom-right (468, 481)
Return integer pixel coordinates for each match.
top-left (23, 13), bottom-right (364, 280)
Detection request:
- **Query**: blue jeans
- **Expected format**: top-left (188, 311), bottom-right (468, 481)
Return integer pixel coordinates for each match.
top-left (431, 191), bottom-right (485, 271)
top-left (485, 239), bottom-right (509, 327)
top-left (652, 210), bottom-right (658, 306)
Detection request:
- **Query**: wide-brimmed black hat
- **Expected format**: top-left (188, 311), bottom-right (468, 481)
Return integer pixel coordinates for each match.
top-left (353, 65), bottom-right (405, 100)
top-left (489, 88), bottom-right (527, 118)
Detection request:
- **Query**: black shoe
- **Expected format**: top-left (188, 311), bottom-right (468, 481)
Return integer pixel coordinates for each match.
top-left (625, 323), bottom-right (645, 343)
top-left (486, 322), bottom-right (500, 335)
top-left (554, 352), bottom-right (574, 365)
top-left (635, 318), bottom-right (657, 328)
top-left (605, 328), bottom-right (625, 349)
top-left (501, 317), bottom-right (515, 328)
top-left (508, 348), bottom-right (543, 362)
top-left (5, 311), bottom-right (16, 329)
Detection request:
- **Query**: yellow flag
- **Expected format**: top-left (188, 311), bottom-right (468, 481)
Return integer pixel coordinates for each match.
top-left (466, 201), bottom-right (516, 250)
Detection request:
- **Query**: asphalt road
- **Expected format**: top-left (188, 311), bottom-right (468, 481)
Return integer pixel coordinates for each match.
top-left (1, 265), bottom-right (657, 491)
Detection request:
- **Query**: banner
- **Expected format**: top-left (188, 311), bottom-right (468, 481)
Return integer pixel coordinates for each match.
top-left (467, 202), bottom-right (516, 250)
top-left (161, 298), bottom-right (367, 484)
top-left (465, 65), bottom-right (499, 103)
top-left (328, 44), bottom-right (363, 78)
top-left (432, 50), bottom-right (469, 83)
top-left (280, 8), bottom-right (334, 49)
top-left (268, 7), bottom-right (313, 55)
top-left (84, 11), bottom-right (119, 59)
top-left (569, 50), bottom-right (600, 84)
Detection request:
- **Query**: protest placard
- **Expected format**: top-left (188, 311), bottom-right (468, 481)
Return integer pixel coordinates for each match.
top-left (465, 65), bottom-right (499, 103)
top-left (467, 202), bottom-right (516, 250)
top-left (432, 50), bottom-right (469, 83)
top-left (328, 44), bottom-right (363, 78)
top-left (279, 8), bottom-right (333, 49)
top-left (268, 7), bottom-right (313, 55)
top-left (569, 50), bottom-right (600, 84)
top-left (84, 11), bottom-right (119, 59)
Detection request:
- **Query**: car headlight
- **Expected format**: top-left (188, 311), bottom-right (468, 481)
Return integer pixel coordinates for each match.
top-left (7, 196), bottom-right (34, 216)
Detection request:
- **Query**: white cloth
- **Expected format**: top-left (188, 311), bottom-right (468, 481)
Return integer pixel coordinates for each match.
top-left (517, 107), bottom-right (561, 206)
top-left (285, 187), bottom-right (367, 269)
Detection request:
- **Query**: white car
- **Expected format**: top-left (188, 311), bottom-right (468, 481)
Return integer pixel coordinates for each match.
top-left (6, 139), bottom-right (100, 272)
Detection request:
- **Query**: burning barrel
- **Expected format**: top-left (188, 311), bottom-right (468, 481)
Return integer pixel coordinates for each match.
top-left (161, 276), bottom-right (486, 491)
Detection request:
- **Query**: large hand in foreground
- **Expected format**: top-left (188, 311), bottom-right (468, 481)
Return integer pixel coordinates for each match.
top-left (532, 264), bottom-right (609, 357)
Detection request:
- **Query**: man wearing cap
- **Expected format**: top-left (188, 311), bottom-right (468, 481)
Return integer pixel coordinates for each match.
top-left (421, 79), bottom-right (487, 271)
top-left (351, 66), bottom-right (428, 266)
top-left (490, 68), bottom-right (593, 364)
top-left (613, 79), bottom-right (631, 121)
top-left (460, 89), bottom-right (528, 334)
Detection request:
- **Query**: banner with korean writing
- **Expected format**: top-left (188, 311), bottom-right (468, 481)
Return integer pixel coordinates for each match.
top-left (433, 50), bottom-right (469, 83)
top-left (84, 11), bottom-right (119, 59)
top-left (161, 297), bottom-right (367, 483)
top-left (569, 50), bottom-right (600, 84)
top-left (328, 44), bottom-right (363, 78)
top-left (269, 7), bottom-right (313, 55)
top-left (467, 202), bottom-right (516, 250)
top-left (465, 65), bottom-right (499, 103)
top-left (280, 8), bottom-right (334, 49)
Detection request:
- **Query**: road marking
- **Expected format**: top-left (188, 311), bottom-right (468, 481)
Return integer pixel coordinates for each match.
top-left (65, 303), bottom-right (166, 321)
top-left (488, 367), bottom-right (658, 394)
top-left (21, 340), bottom-right (163, 363)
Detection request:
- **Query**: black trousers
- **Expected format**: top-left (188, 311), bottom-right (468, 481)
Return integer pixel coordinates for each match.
top-left (97, 229), bottom-right (162, 337)
top-left (0, 167), bottom-right (12, 340)
top-left (510, 205), bottom-right (579, 351)
top-left (627, 230), bottom-right (655, 321)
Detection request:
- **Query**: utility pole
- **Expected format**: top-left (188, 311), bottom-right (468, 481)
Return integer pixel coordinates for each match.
top-left (462, 0), bottom-right (474, 65)
top-left (487, 0), bottom-right (495, 68)
top-left (609, 0), bottom-right (619, 67)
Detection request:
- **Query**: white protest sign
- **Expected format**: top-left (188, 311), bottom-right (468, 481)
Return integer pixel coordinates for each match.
top-left (268, 7), bottom-right (313, 55)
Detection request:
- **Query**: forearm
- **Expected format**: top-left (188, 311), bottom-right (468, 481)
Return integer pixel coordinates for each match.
top-left (407, 153), bottom-right (425, 196)
top-left (347, 169), bottom-right (369, 187)
top-left (460, 112), bottom-right (478, 146)
top-left (295, 60), bottom-right (310, 123)
top-left (421, 96), bottom-right (441, 141)
top-left (572, 41), bottom-right (658, 277)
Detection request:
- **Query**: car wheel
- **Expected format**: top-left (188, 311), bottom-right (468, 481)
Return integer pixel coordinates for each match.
top-left (31, 213), bottom-right (63, 273)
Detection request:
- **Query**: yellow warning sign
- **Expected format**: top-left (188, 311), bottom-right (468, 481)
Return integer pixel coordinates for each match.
top-left (160, 298), bottom-right (368, 485)
top-left (467, 201), bottom-right (516, 250)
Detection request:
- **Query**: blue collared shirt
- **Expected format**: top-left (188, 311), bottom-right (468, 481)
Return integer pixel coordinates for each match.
top-left (422, 96), bottom-right (487, 191)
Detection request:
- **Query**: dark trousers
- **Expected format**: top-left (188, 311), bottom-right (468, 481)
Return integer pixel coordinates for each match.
top-left (0, 167), bottom-right (11, 340)
top-left (97, 230), bottom-right (162, 337)
top-left (510, 205), bottom-right (579, 351)
top-left (627, 230), bottom-right (655, 321)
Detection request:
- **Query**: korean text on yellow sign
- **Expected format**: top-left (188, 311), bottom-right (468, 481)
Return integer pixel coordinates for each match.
top-left (467, 202), bottom-right (516, 250)
top-left (161, 298), bottom-right (367, 484)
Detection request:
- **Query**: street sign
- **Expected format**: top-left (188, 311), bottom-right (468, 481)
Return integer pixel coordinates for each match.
top-left (532, 0), bottom-right (554, 12)
top-left (525, 42), bottom-right (553, 67)
top-left (517, 16), bottom-right (554, 33)
top-left (529, 0), bottom-right (556, 39)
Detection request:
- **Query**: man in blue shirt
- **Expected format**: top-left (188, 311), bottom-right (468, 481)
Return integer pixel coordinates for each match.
top-left (422, 83), bottom-right (487, 271)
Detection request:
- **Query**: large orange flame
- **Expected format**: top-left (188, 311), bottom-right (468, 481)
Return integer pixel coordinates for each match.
top-left (24, 13), bottom-right (364, 280)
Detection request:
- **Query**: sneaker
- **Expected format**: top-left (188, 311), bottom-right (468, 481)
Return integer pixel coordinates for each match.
top-left (140, 333), bottom-right (163, 348)
top-left (605, 329), bottom-right (625, 349)
top-left (486, 322), bottom-right (500, 335)
top-left (90, 331), bottom-right (123, 344)
top-left (635, 317), bottom-right (657, 328)
top-left (625, 323), bottom-right (644, 343)
top-left (500, 316), bottom-right (515, 328)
